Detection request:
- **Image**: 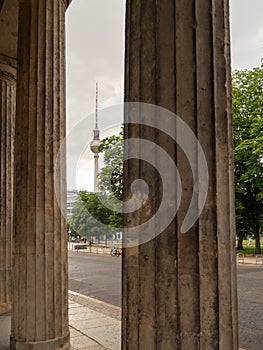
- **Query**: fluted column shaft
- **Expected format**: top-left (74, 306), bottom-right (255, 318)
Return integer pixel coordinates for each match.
top-left (0, 56), bottom-right (16, 315)
top-left (11, 0), bottom-right (70, 348)
top-left (122, 0), bottom-right (238, 349)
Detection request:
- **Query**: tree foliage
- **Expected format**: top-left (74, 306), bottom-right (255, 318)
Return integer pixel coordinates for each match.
top-left (69, 128), bottom-right (124, 238)
top-left (98, 128), bottom-right (124, 228)
top-left (69, 191), bottom-right (114, 239)
top-left (98, 128), bottom-right (124, 201)
top-left (232, 61), bottom-right (263, 253)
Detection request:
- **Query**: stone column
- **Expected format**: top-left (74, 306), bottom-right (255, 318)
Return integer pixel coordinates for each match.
top-left (11, 0), bottom-right (71, 348)
top-left (122, 1), bottom-right (238, 349)
top-left (0, 55), bottom-right (16, 315)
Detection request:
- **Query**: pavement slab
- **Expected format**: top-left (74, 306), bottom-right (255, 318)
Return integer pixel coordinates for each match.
top-left (68, 292), bottom-right (121, 350)
top-left (2, 259), bottom-right (262, 350)
top-left (0, 293), bottom-right (121, 350)
top-left (0, 313), bottom-right (10, 350)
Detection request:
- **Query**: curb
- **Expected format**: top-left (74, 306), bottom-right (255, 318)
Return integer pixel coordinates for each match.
top-left (68, 290), bottom-right (121, 321)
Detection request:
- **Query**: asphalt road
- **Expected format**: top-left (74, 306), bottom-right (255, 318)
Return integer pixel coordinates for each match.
top-left (68, 250), bottom-right (122, 307)
top-left (237, 264), bottom-right (263, 350)
top-left (68, 251), bottom-right (263, 349)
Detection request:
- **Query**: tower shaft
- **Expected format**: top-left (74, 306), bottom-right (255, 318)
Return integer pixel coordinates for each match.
top-left (90, 82), bottom-right (100, 193)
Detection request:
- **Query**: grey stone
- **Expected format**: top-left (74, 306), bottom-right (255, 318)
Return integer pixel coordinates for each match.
top-left (122, 0), bottom-right (238, 349)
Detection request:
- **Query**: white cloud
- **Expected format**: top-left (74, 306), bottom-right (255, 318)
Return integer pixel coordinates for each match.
top-left (230, 0), bottom-right (263, 70)
top-left (66, 0), bottom-right (124, 131)
top-left (66, 0), bottom-right (263, 190)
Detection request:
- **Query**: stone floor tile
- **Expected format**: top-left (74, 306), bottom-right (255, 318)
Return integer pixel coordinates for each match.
top-left (70, 335), bottom-right (98, 349)
top-left (69, 327), bottom-right (83, 338)
top-left (81, 346), bottom-right (107, 350)
top-left (71, 316), bottom-right (116, 332)
top-left (0, 314), bottom-right (11, 348)
top-left (69, 301), bottom-right (81, 307)
top-left (69, 306), bottom-right (88, 315)
top-left (69, 310), bottom-right (103, 321)
top-left (85, 324), bottom-right (121, 350)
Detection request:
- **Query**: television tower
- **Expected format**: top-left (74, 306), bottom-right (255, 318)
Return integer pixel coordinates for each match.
top-left (90, 83), bottom-right (100, 192)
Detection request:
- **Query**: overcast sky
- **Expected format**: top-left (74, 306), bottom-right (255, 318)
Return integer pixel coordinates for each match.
top-left (65, 0), bottom-right (263, 191)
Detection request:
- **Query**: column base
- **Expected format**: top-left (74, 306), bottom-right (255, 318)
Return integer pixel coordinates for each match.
top-left (0, 303), bottom-right (11, 315)
top-left (10, 333), bottom-right (70, 350)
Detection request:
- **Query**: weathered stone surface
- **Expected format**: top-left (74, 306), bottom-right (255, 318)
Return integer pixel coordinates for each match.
top-left (10, 0), bottom-right (70, 348)
top-left (0, 56), bottom-right (16, 315)
top-left (0, 0), bottom-right (18, 59)
top-left (122, 0), bottom-right (238, 349)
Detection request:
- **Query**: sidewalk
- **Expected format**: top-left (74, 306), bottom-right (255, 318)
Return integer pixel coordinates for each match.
top-left (236, 254), bottom-right (263, 266)
top-left (69, 291), bottom-right (121, 350)
top-left (0, 265), bottom-right (258, 350)
top-left (0, 291), bottom-right (121, 350)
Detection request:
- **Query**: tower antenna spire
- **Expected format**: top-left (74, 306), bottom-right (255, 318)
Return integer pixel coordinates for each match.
top-left (90, 82), bottom-right (100, 192)
top-left (95, 82), bottom-right (98, 130)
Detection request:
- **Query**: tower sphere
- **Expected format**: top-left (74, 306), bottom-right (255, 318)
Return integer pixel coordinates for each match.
top-left (90, 137), bottom-right (100, 154)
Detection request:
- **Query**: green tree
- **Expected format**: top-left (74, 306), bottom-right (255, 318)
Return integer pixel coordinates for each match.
top-left (69, 129), bottom-right (124, 240)
top-left (98, 128), bottom-right (124, 200)
top-left (98, 128), bottom-right (124, 228)
top-left (69, 191), bottom-right (114, 242)
top-left (232, 61), bottom-right (263, 254)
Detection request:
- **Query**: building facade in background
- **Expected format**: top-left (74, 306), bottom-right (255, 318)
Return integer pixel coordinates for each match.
top-left (66, 190), bottom-right (78, 219)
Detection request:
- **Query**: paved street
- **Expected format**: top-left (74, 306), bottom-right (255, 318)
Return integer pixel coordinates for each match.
top-left (68, 251), bottom-right (122, 307)
top-left (68, 251), bottom-right (263, 349)
top-left (237, 264), bottom-right (263, 350)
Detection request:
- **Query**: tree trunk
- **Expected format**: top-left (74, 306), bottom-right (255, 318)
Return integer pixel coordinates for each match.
top-left (254, 229), bottom-right (261, 255)
top-left (237, 232), bottom-right (245, 250)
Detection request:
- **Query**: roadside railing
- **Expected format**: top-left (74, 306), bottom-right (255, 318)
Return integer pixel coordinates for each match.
top-left (236, 253), bottom-right (245, 264)
top-left (68, 242), bottom-right (112, 255)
